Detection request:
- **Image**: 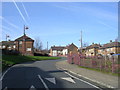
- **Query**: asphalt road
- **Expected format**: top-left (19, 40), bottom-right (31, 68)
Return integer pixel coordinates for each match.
top-left (1, 57), bottom-right (103, 90)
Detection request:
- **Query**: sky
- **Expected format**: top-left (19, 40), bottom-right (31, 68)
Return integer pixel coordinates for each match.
top-left (1, 2), bottom-right (118, 49)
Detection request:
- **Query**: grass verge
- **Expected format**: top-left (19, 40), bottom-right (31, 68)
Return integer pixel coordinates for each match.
top-left (1, 55), bottom-right (61, 71)
top-left (78, 66), bottom-right (120, 76)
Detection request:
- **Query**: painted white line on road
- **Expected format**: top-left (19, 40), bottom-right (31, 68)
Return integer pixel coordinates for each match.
top-left (29, 85), bottom-right (36, 90)
top-left (61, 77), bottom-right (76, 83)
top-left (64, 71), bottom-right (102, 90)
top-left (30, 85), bottom-right (35, 88)
top-left (57, 67), bottom-right (102, 90)
top-left (0, 67), bottom-right (12, 81)
top-left (45, 78), bottom-right (56, 84)
top-left (38, 75), bottom-right (49, 90)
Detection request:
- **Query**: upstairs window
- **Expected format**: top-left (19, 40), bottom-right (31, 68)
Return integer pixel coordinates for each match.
top-left (19, 41), bottom-right (22, 44)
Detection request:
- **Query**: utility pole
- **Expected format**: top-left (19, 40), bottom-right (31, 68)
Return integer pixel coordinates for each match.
top-left (81, 30), bottom-right (82, 49)
top-left (79, 31), bottom-right (83, 53)
top-left (47, 41), bottom-right (48, 53)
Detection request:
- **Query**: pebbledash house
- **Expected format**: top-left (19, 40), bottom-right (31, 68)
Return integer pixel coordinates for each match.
top-left (0, 34), bottom-right (34, 56)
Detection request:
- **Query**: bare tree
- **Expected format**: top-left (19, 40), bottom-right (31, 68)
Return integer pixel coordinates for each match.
top-left (34, 37), bottom-right (43, 51)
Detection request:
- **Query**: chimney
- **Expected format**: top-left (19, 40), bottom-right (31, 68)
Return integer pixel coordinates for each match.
top-left (110, 40), bottom-right (112, 43)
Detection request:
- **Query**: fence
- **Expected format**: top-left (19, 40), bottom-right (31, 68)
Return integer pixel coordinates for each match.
top-left (67, 53), bottom-right (120, 74)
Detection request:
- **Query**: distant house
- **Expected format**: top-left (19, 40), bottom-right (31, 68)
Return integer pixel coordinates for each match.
top-left (84, 43), bottom-right (101, 56)
top-left (50, 43), bottom-right (78, 56)
top-left (15, 34), bottom-right (34, 56)
top-left (50, 46), bottom-right (65, 56)
top-left (0, 34), bottom-right (34, 56)
top-left (98, 41), bottom-right (120, 56)
top-left (66, 43), bottom-right (78, 55)
top-left (0, 41), bottom-right (16, 50)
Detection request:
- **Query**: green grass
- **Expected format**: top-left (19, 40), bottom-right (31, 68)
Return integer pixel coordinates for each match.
top-left (1, 55), bottom-right (61, 70)
top-left (78, 65), bottom-right (120, 77)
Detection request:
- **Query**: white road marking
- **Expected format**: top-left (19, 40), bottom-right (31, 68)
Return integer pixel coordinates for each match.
top-left (30, 85), bottom-right (35, 88)
top-left (57, 67), bottom-right (102, 90)
top-left (45, 78), bottom-right (56, 84)
top-left (61, 77), bottom-right (76, 83)
top-left (0, 67), bottom-right (12, 81)
top-left (38, 75), bottom-right (49, 90)
top-left (29, 85), bottom-right (36, 90)
top-left (64, 71), bottom-right (102, 90)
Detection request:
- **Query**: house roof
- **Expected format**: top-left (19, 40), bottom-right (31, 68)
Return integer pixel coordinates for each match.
top-left (100, 42), bottom-right (120, 49)
top-left (15, 35), bottom-right (34, 41)
top-left (51, 46), bottom-right (65, 51)
top-left (1, 41), bottom-right (15, 46)
top-left (51, 43), bottom-right (78, 51)
top-left (66, 43), bottom-right (78, 49)
top-left (86, 44), bottom-right (101, 49)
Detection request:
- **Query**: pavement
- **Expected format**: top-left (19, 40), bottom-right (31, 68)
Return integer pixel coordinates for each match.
top-left (56, 60), bottom-right (119, 89)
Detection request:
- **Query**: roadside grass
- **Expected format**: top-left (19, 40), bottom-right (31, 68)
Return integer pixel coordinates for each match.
top-left (1, 55), bottom-right (61, 70)
top-left (78, 66), bottom-right (120, 77)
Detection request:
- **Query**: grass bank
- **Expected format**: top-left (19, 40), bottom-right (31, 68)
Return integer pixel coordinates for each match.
top-left (1, 55), bottom-right (61, 70)
top-left (78, 66), bottom-right (120, 76)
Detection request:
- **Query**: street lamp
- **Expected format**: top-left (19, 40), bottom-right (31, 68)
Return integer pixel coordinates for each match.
top-left (23, 25), bottom-right (29, 55)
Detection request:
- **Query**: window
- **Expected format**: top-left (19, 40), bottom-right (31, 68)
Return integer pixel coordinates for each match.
top-left (27, 48), bottom-right (31, 51)
top-left (19, 41), bottom-right (22, 44)
top-left (111, 48), bottom-right (113, 51)
top-left (2, 46), bottom-right (5, 48)
top-left (106, 48), bottom-right (110, 51)
top-left (13, 45), bottom-right (16, 48)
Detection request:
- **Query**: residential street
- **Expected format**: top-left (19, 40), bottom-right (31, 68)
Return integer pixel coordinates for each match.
top-left (1, 58), bottom-right (106, 89)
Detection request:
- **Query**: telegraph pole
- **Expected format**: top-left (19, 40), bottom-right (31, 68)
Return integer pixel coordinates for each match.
top-left (81, 30), bottom-right (82, 49)
top-left (47, 41), bottom-right (48, 53)
top-left (79, 31), bottom-right (83, 53)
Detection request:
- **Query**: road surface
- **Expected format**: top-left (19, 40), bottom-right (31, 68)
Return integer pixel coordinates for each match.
top-left (1, 58), bottom-right (104, 89)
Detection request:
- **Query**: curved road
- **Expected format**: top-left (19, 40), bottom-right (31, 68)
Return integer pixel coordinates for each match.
top-left (1, 57), bottom-right (102, 89)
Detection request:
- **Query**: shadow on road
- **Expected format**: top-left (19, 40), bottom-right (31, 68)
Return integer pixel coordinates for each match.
top-left (2, 66), bottom-right (65, 89)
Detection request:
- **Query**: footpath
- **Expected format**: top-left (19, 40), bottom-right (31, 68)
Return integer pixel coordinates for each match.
top-left (56, 60), bottom-right (119, 89)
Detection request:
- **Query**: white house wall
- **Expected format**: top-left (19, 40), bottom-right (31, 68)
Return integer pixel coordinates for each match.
top-left (52, 50), bottom-right (57, 56)
top-left (63, 49), bottom-right (68, 55)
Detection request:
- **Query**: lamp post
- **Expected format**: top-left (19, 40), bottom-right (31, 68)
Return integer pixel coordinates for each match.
top-left (23, 25), bottom-right (29, 55)
top-left (6, 34), bottom-right (10, 41)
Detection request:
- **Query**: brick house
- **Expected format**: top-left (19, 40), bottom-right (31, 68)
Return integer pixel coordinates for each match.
top-left (98, 41), bottom-right (120, 56)
top-left (0, 34), bottom-right (34, 56)
top-left (0, 41), bottom-right (16, 50)
top-left (50, 43), bottom-right (78, 56)
top-left (66, 43), bottom-right (78, 55)
top-left (15, 34), bottom-right (34, 56)
top-left (84, 43), bottom-right (101, 56)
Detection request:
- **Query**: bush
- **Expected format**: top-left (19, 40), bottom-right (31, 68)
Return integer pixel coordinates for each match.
top-left (34, 53), bottom-right (49, 56)
top-left (2, 49), bottom-right (19, 55)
